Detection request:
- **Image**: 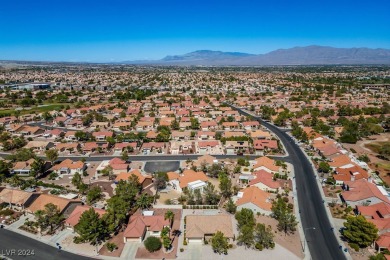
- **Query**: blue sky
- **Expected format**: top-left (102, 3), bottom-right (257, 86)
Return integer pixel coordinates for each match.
top-left (1, 0), bottom-right (390, 61)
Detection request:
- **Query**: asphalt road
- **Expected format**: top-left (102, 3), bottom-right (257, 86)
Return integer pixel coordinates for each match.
top-left (0, 228), bottom-right (93, 260)
top-left (0, 152), bottom-right (290, 163)
top-left (231, 105), bottom-right (346, 260)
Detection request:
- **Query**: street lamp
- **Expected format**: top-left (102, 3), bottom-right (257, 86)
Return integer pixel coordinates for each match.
top-left (303, 227), bottom-right (316, 253)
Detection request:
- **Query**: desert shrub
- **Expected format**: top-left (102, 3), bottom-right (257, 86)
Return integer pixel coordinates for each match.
top-left (144, 236), bottom-right (162, 252)
top-left (349, 243), bottom-right (359, 252)
top-left (106, 242), bottom-right (118, 252)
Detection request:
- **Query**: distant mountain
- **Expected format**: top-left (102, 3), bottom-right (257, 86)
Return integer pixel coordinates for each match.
top-left (123, 46), bottom-right (390, 65)
top-left (161, 50), bottom-right (254, 62)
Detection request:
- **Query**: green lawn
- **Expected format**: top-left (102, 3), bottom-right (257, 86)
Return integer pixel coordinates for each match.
top-left (0, 103), bottom-right (71, 116)
top-left (365, 141), bottom-right (390, 154)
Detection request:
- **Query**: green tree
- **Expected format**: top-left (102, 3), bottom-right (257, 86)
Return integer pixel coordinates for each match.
top-left (136, 193), bottom-right (154, 210)
top-left (103, 195), bottom-right (130, 232)
top-left (211, 231), bottom-right (229, 254)
top-left (30, 158), bottom-right (45, 177)
top-left (144, 236), bottom-right (162, 252)
top-left (45, 149), bottom-right (59, 165)
top-left (87, 186), bottom-right (103, 205)
top-left (343, 215), bottom-right (378, 248)
top-left (164, 210), bottom-right (175, 228)
top-left (369, 253), bottom-right (387, 260)
top-left (35, 203), bottom-right (64, 234)
top-left (318, 161), bottom-right (331, 173)
top-left (235, 208), bottom-right (255, 230)
top-left (254, 223), bottom-right (275, 250)
top-left (190, 117), bottom-right (200, 130)
top-left (271, 197), bottom-right (298, 234)
top-left (225, 198), bottom-right (237, 214)
top-left (237, 224), bottom-right (254, 249)
top-left (0, 160), bottom-right (11, 182)
top-left (219, 173), bottom-right (232, 198)
top-left (121, 150), bottom-right (129, 162)
top-left (170, 119), bottom-right (180, 130)
top-left (74, 208), bottom-right (107, 244)
top-left (203, 183), bottom-right (220, 205)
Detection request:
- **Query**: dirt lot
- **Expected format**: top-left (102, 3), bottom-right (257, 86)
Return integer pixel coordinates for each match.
top-left (99, 230), bottom-right (126, 257)
top-left (255, 215), bottom-right (303, 259)
top-left (329, 204), bottom-right (354, 219)
top-left (323, 185), bottom-right (343, 198)
top-left (342, 133), bottom-right (390, 184)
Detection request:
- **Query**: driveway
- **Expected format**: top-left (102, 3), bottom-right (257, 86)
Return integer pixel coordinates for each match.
top-left (144, 161), bottom-right (180, 173)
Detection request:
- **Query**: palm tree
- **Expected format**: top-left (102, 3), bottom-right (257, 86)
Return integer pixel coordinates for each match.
top-left (136, 194), bottom-right (153, 210)
top-left (164, 210), bottom-right (175, 228)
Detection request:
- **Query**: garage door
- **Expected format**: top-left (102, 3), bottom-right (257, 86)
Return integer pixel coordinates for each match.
top-left (188, 238), bottom-right (203, 243)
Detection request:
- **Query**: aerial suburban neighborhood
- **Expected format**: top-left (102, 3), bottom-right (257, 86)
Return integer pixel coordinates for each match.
top-left (0, 63), bottom-right (389, 260)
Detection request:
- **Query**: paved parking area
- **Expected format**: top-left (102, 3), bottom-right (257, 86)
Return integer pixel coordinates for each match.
top-left (144, 161), bottom-right (180, 173)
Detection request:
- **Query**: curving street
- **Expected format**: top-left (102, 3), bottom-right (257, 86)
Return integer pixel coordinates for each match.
top-left (0, 228), bottom-right (94, 260)
top-left (231, 104), bottom-right (346, 260)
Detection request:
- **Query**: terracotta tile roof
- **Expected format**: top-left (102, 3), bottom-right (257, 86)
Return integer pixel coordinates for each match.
top-left (51, 159), bottom-right (85, 171)
top-left (329, 155), bottom-right (352, 168)
top-left (167, 171), bottom-right (180, 180)
top-left (27, 194), bottom-right (77, 213)
top-left (342, 179), bottom-right (390, 204)
top-left (193, 155), bottom-right (217, 168)
top-left (358, 202), bottom-right (390, 220)
top-left (242, 121), bottom-right (260, 127)
top-left (186, 215), bottom-right (234, 239)
top-left (223, 131), bottom-right (245, 138)
top-left (198, 141), bottom-right (219, 148)
top-left (115, 170), bottom-right (151, 184)
top-left (114, 142), bottom-right (137, 149)
top-left (334, 166), bottom-right (369, 182)
top-left (253, 156), bottom-right (280, 172)
top-left (179, 170), bottom-right (208, 188)
top-left (376, 232), bottom-right (390, 249)
top-left (123, 215), bottom-right (169, 238)
top-left (248, 130), bottom-right (271, 139)
top-left (249, 170), bottom-right (282, 189)
top-left (92, 131), bottom-right (113, 137)
top-left (13, 159), bottom-right (35, 170)
top-left (253, 140), bottom-right (278, 150)
top-left (236, 186), bottom-right (272, 211)
top-left (109, 158), bottom-right (126, 165)
top-left (142, 142), bottom-right (165, 149)
top-left (0, 188), bottom-right (34, 205)
top-left (65, 205), bottom-right (105, 227)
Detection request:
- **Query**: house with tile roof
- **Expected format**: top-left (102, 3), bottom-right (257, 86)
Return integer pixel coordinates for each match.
top-left (252, 156), bottom-right (281, 173)
top-left (249, 170), bottom-right (284, 193)
top-left (235, 186), bottom-right (273, 215)
top-left (11, 159), bottom-right (35, 175)
top-left (185, 215), bottom-right (234, 243)
top-left (168, 169), bottom-right (208, 193)
top-left (253, 140), bottom-right (278, 155)
top-left (115, 170), bottom-right (152, 189)
top-left (51, 159), bottom-right (86, 175)
top-left (333, 165), bottom-right (369, 185)
top-left (341, 179), bottom-right (390, 207)
top-left (65, 205), bottom-right (106, 230)
top-left (27, 194), bottom-right (81, 216)
top-left (0, 188), bottom-right (37, 210)
top-left (123, 213), bottom-right (170, 242)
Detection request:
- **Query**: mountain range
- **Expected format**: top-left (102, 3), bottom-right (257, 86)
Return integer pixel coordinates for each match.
top-left (124, 45), bottom-right (390, 65)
